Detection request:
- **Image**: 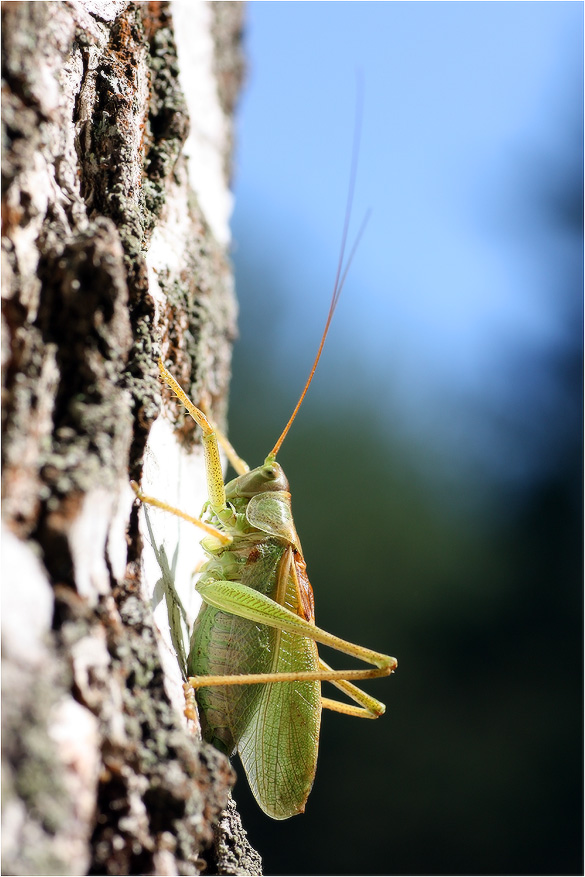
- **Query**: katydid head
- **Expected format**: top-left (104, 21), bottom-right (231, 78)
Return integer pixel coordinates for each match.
top-left (226, 459), bottom-right (289, 499)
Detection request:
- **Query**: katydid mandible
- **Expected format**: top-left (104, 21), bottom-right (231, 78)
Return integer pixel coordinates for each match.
top-left (134, 140), bottom-right (397, 824)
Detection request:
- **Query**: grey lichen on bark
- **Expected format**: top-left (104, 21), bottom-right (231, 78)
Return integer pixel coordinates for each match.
top-left (2, 2), bottom-right (260, 875)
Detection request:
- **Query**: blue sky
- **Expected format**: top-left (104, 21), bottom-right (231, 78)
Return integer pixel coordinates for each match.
top-left (230, 2), bottom-right (582, 489)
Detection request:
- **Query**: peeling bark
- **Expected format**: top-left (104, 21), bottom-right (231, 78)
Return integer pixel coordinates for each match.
top-left (2, 2), bottom-right (260, 874)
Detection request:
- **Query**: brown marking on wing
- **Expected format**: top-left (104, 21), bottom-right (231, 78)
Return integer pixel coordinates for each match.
top-left (246, 546), bottom-right (261, 564)
top-left (293, 551), bottom-right (315, 624)
top-left (274, 545), bottom-right (292, 607)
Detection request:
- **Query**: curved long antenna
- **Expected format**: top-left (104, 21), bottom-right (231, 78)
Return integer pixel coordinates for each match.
top-left (269, 86), bottom-right (370, 459)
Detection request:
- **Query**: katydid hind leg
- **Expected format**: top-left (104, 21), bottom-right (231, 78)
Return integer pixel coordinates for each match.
top-left (196, 578), bottom-right (397, 671)
top-left (187, 578), bottom-right (396, 696)
top-left (318, 658), bottom-right (386, 718)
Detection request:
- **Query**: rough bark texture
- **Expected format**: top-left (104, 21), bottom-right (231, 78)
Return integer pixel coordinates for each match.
top-left (1, 2), bottom-right (260, 875)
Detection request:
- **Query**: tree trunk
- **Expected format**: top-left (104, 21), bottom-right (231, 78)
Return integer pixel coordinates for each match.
top-left (1, 1), bottom-right (261, 874)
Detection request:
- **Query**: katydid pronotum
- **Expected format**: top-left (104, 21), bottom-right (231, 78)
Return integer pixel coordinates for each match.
top-left (133, 135), bottom-right (397, 823)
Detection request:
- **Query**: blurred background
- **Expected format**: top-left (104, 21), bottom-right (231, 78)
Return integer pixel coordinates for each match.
top-left (225, 3), bottom-right (582, 874)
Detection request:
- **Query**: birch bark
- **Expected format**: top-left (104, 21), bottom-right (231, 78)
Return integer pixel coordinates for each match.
top-left (2, 2), bottom-right (260, 873)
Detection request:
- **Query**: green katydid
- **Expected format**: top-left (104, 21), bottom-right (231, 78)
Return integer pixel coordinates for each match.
top-left (134, 128), bottom-right (397, 821)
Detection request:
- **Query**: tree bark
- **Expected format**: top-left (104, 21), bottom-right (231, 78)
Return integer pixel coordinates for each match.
top-left (2, 2), bottom-right (261, 874)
